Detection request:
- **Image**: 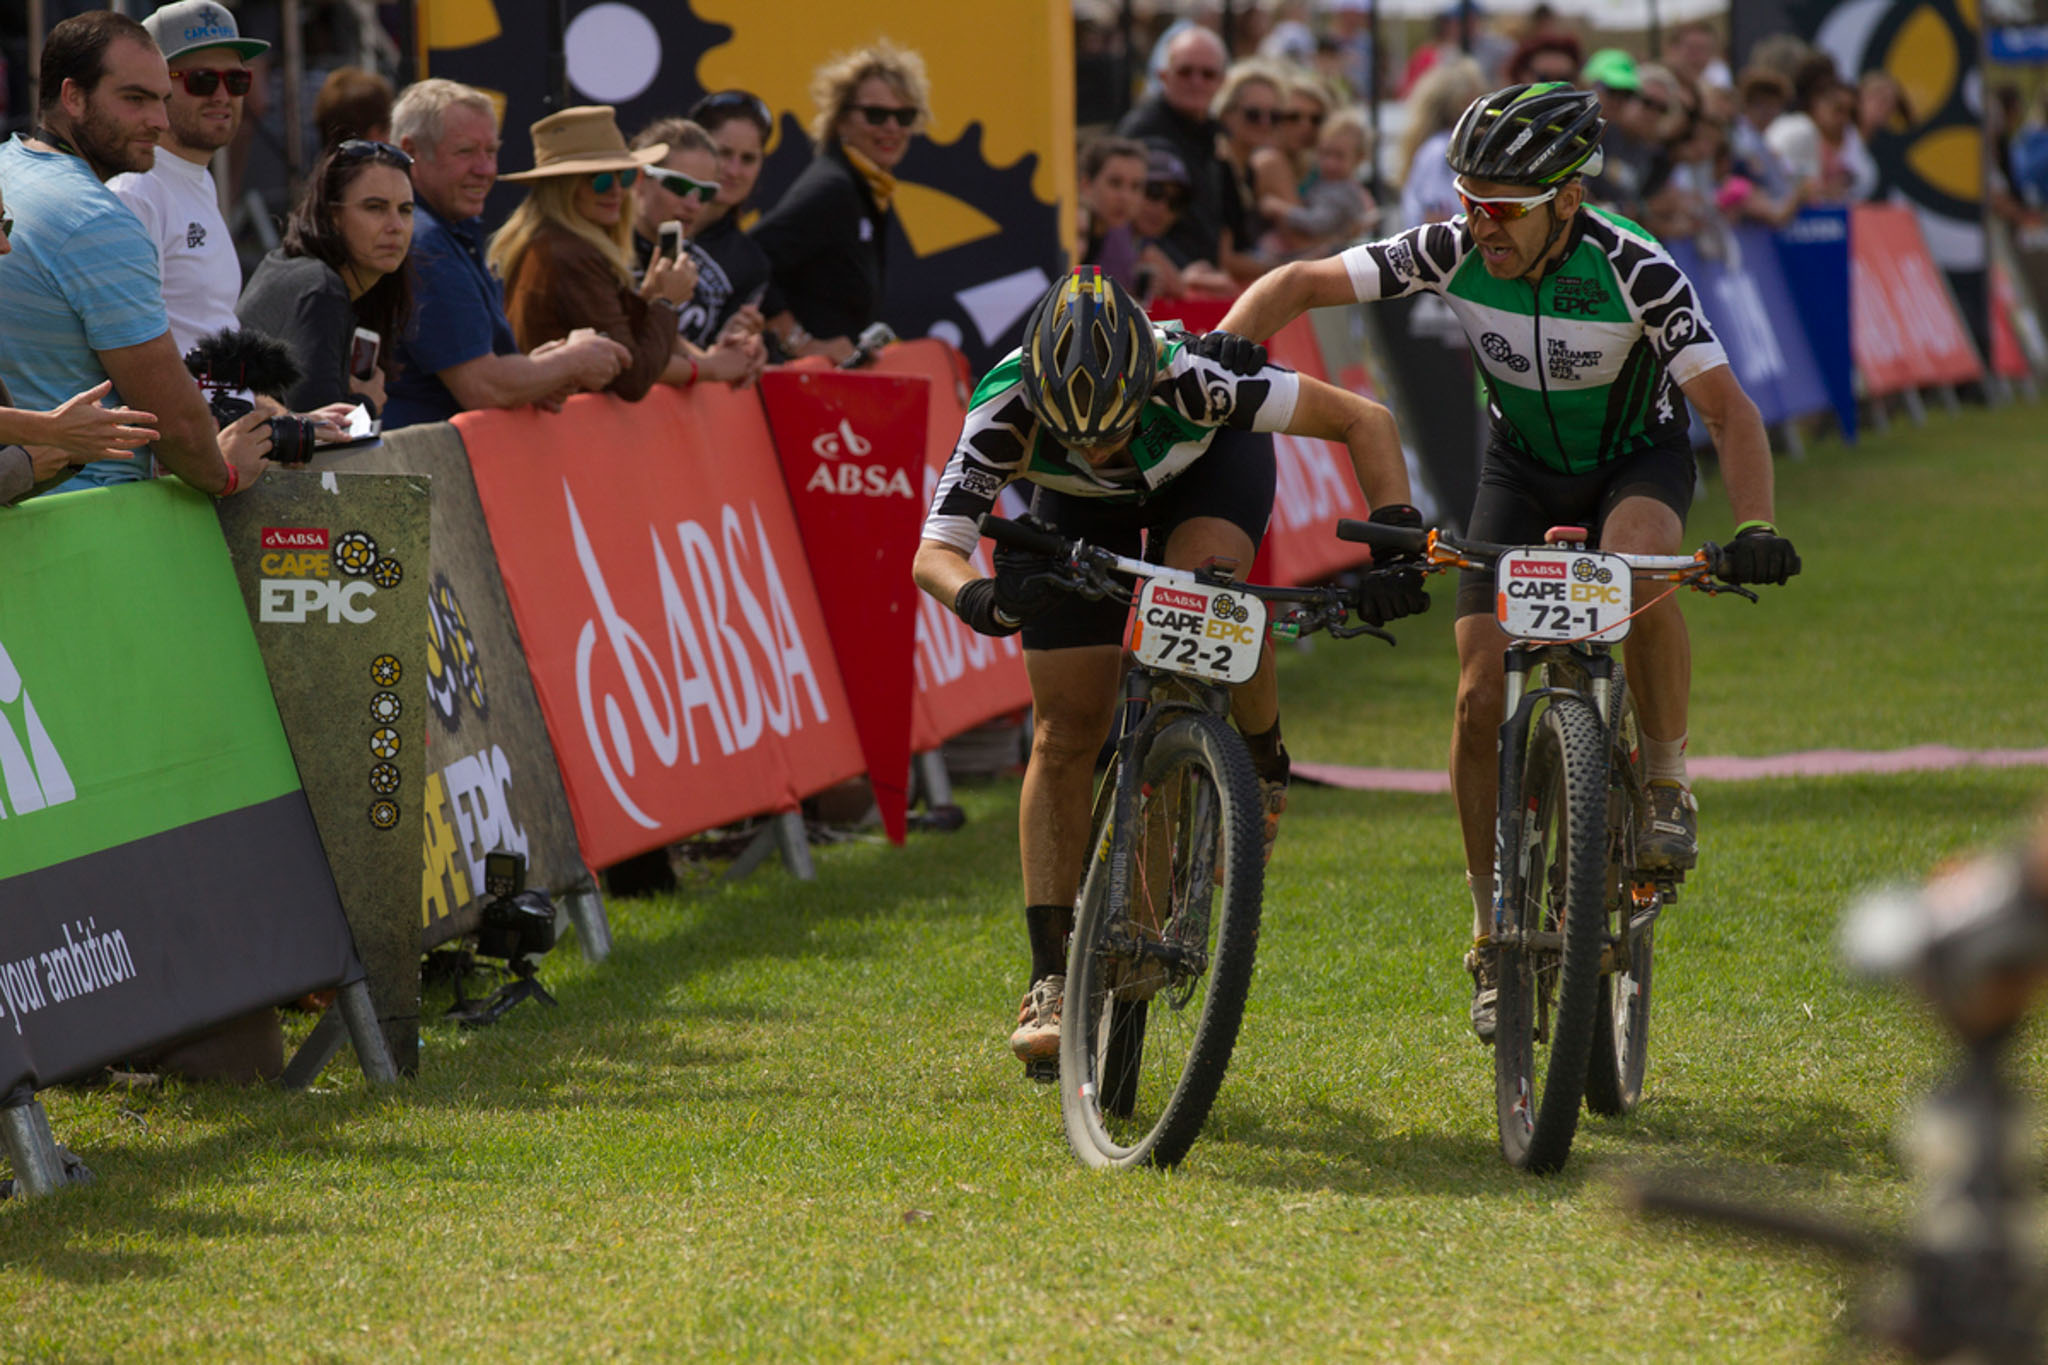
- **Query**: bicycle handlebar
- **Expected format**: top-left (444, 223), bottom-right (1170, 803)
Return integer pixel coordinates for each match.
top-left (978, 512), bottom-right (1069, 559)
top-left (1337, 518), bottom-right (1751, 593)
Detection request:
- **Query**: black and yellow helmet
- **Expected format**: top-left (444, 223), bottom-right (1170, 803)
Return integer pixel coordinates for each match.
top-left (1447, 82), bottom-right (1606, 186)
top-left (1018, 267), bottom-right (1156, 447)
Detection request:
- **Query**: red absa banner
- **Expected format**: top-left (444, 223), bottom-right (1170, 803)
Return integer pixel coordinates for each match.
top-left (758, 369), bottom-right (927, 844)
top-left (1850, 204), bottom-right (1984, 395)
top-left (1146, 299), bottom-right (1371, 586)
top-left (457, 387), bottom-right (864, 869)
top-left (868, 340), bottom-right (1032, 750)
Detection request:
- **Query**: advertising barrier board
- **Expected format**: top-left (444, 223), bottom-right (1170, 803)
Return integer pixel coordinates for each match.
top-left (0, 482), bottom-right (359, 1094)
top-left (1666, 227), bottom-right (1832, 431)
top-left (215, 471), bottom-right (430, 1073)
top-left (759, 369), bottom-right (929, 843)
top-left (458, 387), bottom-right (864, 870)
top-left (1851, 203), bottom-right (1985, 394)
top-left (325, 427), bottom-right (593, 947)
top-left (1772, 206), bottom-right (1858, 441)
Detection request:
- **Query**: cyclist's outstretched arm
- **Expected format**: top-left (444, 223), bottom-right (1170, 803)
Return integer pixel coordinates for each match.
top-left (1285, 374), bottom-right (1414, 512)
top-left (1681, 363), bottom-right (1776, 528)
top-left (1217, 254), bottom-right (1359, 343)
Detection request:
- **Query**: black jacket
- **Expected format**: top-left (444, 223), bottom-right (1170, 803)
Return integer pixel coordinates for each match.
top-left (751, 140), bottom-right (891, 342)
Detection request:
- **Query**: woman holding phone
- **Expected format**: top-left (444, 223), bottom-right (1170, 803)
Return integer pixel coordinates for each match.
top-left (627, 116), bottom-right (765, 387)
top-left (238, 138), bottom-right (416, 413)
top-left (492, 105), bottom-right (697, 399)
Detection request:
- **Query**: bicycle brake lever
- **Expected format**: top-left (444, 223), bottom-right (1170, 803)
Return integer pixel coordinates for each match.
top-left (1328, 620), bottom-right (1396, 643)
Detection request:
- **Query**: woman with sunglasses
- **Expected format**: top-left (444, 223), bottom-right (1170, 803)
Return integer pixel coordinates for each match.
top-left (1212, 61), bottom-right (1288, 276)
top-left (752, 41), bottom-right (929, 362)
top-left (682, 89), bottom-right (778, 343)
top-left (625, 117), bottom-right (766, 388)
top-left (1215, 82), bottom-right (1800, 1042)
top-left (237, 139), bottom-right (414, 414)
top-left (490, 105), bottom-right (694, 401)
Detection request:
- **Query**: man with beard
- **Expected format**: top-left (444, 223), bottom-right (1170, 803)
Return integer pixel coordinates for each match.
top-left (0, 10), bottom-right (271, 496)
top-left (110, 2), bottom-right (267, 356)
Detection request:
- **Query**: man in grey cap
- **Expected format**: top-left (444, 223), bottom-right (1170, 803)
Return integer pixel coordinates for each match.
top-left (110, 1), bottom-right (268, 358)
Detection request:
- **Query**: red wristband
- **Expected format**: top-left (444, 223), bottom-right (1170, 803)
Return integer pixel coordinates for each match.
top-left (687, 355), bottom-right (700, 386)
top-left (217, 460), bottom-right (239, 497)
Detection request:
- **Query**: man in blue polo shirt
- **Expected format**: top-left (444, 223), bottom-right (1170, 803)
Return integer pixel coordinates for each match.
top-left (0, 10), bottom-right (270, 497)
top-left (383, 78), bottom-right (628, 430)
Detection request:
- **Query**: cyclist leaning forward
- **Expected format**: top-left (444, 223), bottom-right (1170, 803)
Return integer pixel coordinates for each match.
top-left (912, 267), bottom-right (1426, 1070)
top-left (1213, 82), bottom-right (1803, 1040)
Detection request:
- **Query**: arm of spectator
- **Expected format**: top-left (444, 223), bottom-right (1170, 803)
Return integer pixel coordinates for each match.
top-left (1215, 225), bottom-right (1268, 286)
top-left (281, 285), bottom-right (358, 411)
top-left (1250, 147), bottom-right (1299, 216)
top-left (350, 368), bottom-right (388, 414)
top-left (765, 310), bottom-right (855, 362)
top-left (1136, 244), bottom-right (1186, 301)
top-left (0, 381), bottom-right (159, 461)
top-left (97, 333), bottom-right (270, 493)
top-left (640, 250), bottom-right (698, 307)
top-left (440, 331), bottom-right (630, 412)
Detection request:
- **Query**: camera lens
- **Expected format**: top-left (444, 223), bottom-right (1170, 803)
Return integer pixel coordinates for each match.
top-left (266, 416), bottom-right (319, 466)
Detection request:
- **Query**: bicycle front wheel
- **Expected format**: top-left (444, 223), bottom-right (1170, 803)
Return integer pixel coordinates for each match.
top-left (1495, 696), bottom-right (1609, 1173)
top-left (1060, 711), bottom-right (1264, 1170)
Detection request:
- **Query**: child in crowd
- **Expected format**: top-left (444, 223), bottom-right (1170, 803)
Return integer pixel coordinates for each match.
top-left (1261, 108), bottom-right (1373, 259)
top-left (1077, 135), bottom-right (1148, 294)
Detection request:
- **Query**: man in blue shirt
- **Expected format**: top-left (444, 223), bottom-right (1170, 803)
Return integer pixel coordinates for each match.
top-left (0, 10), bottom-right (269, 496)
top-left (383, 79), bottom-right (628, 430)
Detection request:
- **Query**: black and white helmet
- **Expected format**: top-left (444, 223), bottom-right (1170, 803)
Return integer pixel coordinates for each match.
top-left (1447, 82), bottom-right (1606, 186)
top-left (1018, 267), bottom-right (1156, 447)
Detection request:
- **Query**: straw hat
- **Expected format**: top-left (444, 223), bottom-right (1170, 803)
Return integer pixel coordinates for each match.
top-left (500, 105), bottom-right (667, 182)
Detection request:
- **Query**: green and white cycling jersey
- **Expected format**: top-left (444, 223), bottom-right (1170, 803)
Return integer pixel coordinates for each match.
top-left (1341, 207), bottom-right (1729, 474)
top-left (919, 328), bottom-right (1301, 555)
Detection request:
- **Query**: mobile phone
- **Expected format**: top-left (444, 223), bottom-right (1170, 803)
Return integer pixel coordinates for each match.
top-left (1132, 264), bottom-right (1157, 305)
top-left (349, 326), bottom-right (381, 381)
top-left (659, 220), bottom-right (685, 262)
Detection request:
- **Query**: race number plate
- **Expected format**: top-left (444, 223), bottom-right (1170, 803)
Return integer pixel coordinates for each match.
top-left (1496, 548), bottom-right (1632, 644)
top-left (1127, 578), bottom-right (1267, 686)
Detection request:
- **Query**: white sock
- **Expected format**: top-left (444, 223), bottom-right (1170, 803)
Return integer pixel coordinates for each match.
top-left (1644, 732), bottom-right (1689, 788)
top-left (1468, 871), bottom-right (1494, 942)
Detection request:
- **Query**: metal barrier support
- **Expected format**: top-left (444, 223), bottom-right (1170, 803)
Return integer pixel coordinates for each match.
top-left (563, 880), bottom-right (613, 962)
top-left (0, 1088), bottom-right (82, 1200)
top-left (279, 978), bottom-right (400, 1091)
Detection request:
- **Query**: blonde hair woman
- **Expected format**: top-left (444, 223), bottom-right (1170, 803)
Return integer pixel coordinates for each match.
top-left (752, 39), bottom-right (930, 362)
top-left (1397, 56), bottom-right (1485, 226)
top-left (490, 104), bottom-right (700, 399)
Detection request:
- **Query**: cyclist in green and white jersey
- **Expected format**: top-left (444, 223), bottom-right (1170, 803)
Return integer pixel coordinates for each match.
top-left (1217, 83), bottom-right (1802, 1039)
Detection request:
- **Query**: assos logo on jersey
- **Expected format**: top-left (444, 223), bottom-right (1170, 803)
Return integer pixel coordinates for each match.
top-left (805, 418), bottom-right (914, 499)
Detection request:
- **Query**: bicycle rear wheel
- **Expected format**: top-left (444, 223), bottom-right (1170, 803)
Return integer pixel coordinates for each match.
top-left (1587, 685), bottom-right (1654, 1117)
top-left (1060, 711), bottom-right (1264, 1170)
top-left (1495, 696), bottom-right (1609, 1173)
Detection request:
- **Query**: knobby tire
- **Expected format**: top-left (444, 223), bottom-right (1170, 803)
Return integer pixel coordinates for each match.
top-left (1060, 711), bottom-right (1264, 1170)
top-left (1586, 682), bottom-right (1654, 1117)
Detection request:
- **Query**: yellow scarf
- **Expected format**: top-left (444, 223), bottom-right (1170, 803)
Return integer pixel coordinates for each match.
top-left (842, 144), bottom-right (896, 215)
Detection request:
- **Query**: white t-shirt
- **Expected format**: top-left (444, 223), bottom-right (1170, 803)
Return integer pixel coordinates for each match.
top-left (109, 150), bottom-right (242, 357)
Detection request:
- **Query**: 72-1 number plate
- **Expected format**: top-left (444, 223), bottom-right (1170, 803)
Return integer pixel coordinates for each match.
top-left (1127, 578), bottom-right (1267, 686)
top-left (1496, 548), bottom-right (1632, 644)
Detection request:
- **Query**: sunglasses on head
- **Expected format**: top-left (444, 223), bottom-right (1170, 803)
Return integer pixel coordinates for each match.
top-left (853, 104), bottom-right (918, 128)
top-left (1455, 181), bottom-right (1560, 222)
top-left (691, 89), bottom-right (772, 131)
top-left (589, 168), bottom-right (640, 192)
top-left (172, 67), bottom-right (253, 97)
top-left (336, 138), bottom-right (414, 169)
top-left (651, 168), bottom-right (719, 203)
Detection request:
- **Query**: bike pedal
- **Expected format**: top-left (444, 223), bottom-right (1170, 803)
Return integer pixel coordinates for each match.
top-left (1022, 1057), bottom-right (1059, 1085)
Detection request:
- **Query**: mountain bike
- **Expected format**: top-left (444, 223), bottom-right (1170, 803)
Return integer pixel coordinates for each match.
top-left (1341, 519), bottom-right (1761, 1172)
top-left (978, 513), bottom-right (1391, 1171)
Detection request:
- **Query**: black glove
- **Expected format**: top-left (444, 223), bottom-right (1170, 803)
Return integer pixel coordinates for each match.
top-left (1355, 566), bottom-right (1430, 626)
top-left (1364, 502), bottom-right (1426, 566)
top-left (990, 514), bottom-right (1070, 622)
top-left (1713, 522), bottom-right (1801, 586)
top-left (1189, 330), bottom-right (1268, 376)
top-left (951, 579), bottom-right (1020, 638)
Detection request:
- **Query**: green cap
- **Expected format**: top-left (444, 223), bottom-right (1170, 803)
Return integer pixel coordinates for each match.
top-left (1581, 49), bottom-right (1641, 93)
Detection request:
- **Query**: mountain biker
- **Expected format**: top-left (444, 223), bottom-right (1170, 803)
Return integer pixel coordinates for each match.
top-left (911, 265), bottom-right (1425, 1070)
top-left (1212, 82), bottom-right (1801, 1040)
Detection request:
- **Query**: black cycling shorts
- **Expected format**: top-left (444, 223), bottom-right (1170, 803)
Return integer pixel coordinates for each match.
top-left (1455, 435), bottom-right (1698, 617)
top-left (1020, 428), bottom-right (1276, 651)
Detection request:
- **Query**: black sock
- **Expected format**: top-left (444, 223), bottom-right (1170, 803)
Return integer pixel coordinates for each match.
top-left (1025, 904), bottom-right (1072, 984)
top-left (1242, 721), bottom-right (1290, 785)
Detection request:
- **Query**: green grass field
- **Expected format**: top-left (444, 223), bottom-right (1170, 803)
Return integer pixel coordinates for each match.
top-left (5, 404), bottom-right (2045, 1361)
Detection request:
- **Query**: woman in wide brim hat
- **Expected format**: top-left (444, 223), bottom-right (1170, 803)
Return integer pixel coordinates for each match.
top-left (488, 104), bottom-right (699, 401)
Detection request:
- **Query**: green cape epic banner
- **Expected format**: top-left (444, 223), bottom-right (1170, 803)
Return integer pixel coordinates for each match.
top-left (215, 472), bottom-right (431, 1074)
top-left (0, 481), bottom-right (359, 1095)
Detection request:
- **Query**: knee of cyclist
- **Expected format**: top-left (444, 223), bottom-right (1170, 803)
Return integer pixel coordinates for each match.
top-left (1030, 713), bottom-right (1111, 769)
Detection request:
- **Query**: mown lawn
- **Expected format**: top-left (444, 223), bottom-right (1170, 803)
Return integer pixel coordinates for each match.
top-left (4, 402), bottom-right (2044, 1361)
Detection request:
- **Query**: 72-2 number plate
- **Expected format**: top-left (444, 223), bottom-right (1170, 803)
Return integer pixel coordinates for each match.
top-left (1496, 548), bottom-right (1632, 644)
top-left (1127, 578), bottom-right (1267, 686)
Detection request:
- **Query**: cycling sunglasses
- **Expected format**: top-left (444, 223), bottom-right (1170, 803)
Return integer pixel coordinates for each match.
top-left (854, 104), bottom-right (918, 128)
top-left (337, 138), bottom-right (414, 169)
top-left (589, 168), bottom-right (640, 193)
top-left (650, 168), bottom-right (719, 203)
top-left (172, 67), bottom-right (253, 97)
top-left (1455, 181), bottom-right (1560, 222)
